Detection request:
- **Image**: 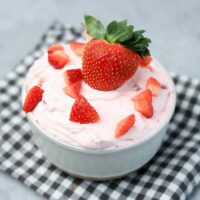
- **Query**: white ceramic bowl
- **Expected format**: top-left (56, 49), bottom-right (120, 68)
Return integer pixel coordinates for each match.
top-left (23, 66), bottom-right (176, 181)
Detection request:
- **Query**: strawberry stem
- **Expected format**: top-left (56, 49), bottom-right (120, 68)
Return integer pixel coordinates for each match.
top-left (82, 15), bottom-right (151, 57)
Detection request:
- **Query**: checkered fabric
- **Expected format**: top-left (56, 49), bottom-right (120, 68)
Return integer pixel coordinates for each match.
top-left (0, 22), bottom-right (200, 200)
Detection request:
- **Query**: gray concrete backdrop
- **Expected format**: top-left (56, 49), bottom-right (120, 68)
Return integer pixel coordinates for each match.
top-left (0, 0), bottom-right (199, 199)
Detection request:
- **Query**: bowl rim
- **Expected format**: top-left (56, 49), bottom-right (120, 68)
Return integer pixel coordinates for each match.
top-left (22, 59), bottom-right (177, 155)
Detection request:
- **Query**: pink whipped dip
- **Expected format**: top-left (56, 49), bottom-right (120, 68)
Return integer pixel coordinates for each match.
top-left (23, 44), bottom-right (175, 149)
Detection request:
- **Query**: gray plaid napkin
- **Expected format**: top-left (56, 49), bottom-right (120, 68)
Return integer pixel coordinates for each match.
top-left (0, 22), bottom-right (200, 200)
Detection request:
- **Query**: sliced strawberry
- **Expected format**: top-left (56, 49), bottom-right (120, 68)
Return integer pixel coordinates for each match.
top-left (146, 77), bottom-right (161, 96)
top-left (115, 114), bottom-right (135, 138)
top-left (138, 56), bottom-right (152, 67)
top-left (48, 50), bottom-right (69, 69)
top-left (132, 89), bottom-right (153, 118)
top-left (23, 86), bottom-right (44, 113)
top-left (63, 81), bottom-right (81, 99)
top-left (133, 89), bottom-right (152, 102)
top-left (69, 42), bottom-right (86, 56)
top-left (48, 44), bottom-right (64, 54)
top-left (64, 69), bottom-right (83, 85)
top-left (69, 96), bottom-right (100, 124)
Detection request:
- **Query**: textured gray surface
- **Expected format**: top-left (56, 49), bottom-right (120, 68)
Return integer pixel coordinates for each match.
top-left (0, 0), bottom-right (199, 199)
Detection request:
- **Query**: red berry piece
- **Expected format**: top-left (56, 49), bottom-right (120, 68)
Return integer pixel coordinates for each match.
top-left (63, 81), bottom-right (81, 99)
top-left (48, 43), bottom-right (64, 54)
top-left (23, 86), bottom-right (44, 113)
top-left (115, 114), bottom-right (135, 138)
top-left (132, 89), bottom-right (153, 118)
top-left (69, 41), bottom-right (86, 56)
top-left (146, 77), bottom-right (161, 96)
top-left (69, 96), bottom-right (100, 124)
top-left (48, 50), bottom-right (69, 69)
top-left (63, 69), bottom-right (83, 85)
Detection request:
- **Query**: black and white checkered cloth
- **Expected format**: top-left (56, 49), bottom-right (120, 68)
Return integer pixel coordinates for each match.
top-left (0, 22), bottom-right (200, 200)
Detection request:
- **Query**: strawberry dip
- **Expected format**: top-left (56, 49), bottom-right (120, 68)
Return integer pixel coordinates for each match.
top-left (23, 43), bottom-right (175, 149)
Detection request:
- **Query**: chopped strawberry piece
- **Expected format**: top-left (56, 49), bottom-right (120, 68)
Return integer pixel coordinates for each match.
top-left (48, 50), bottom-right (69, 69)
top-left (138, 56), bottom-right (152, 67)
top-left (64, 69), bottom-right (83, 85)
top-left (48, 44), bottom-right (64, 54)
top-left (133, 89), bottom-right (152, 102)
top-left (146, 77), bottom-right (161, 96)
top-left (132, 89), bottom-right (153, 118)
top-left (23, 86), bottom-right (44, 113)
top-left (69, 41), bottom-right (86, 56)
top-left (63, 81), bottom-right (81, 99)
top-left (115, 114), bottom-right (135, 138)
top-left (69, 96), bottom-right (100, 124)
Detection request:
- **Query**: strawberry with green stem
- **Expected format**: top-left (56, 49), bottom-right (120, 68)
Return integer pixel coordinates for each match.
top-left (82, 15), bottom-right (151, 91)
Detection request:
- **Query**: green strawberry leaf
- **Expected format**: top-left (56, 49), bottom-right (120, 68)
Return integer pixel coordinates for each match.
top-left (106, 20), bottom-right (134, 43)
top-left (82, 15), bottom-right (151, 57)
top-left (83, 15), bottom-right (106, 40)
top-left (122, 37), bottom-right (151, 56)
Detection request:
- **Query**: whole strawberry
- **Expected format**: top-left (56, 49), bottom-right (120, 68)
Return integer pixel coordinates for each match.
top-left (83, 40), bottom-right (138, 90)
top-left (82, 15), bottom-right (151, 91)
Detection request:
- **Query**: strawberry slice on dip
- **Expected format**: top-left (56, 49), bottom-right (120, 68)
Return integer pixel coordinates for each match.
top-left (48, 43), bottom-right (64, 54)
top-left (132, 89), bottom-right (153, 118)
top-left (115, 114), bottom-right (135, 138)
top-left (69, 96), bottom-right (100, 124)
top-left (23, 86), bottom-right (44, 113)
top-left (146, 77), bottom-right (161, 96)
top-left (63, 69), bottom-right (83, 98)
top-left (64, 69), bottom-right (83, 85)
top-left (69, 42), bottom-right (86, 56)
top-left (48, 50), bottom-right (69, 69)
top-left (63, 81), bottom-right (82, 99)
